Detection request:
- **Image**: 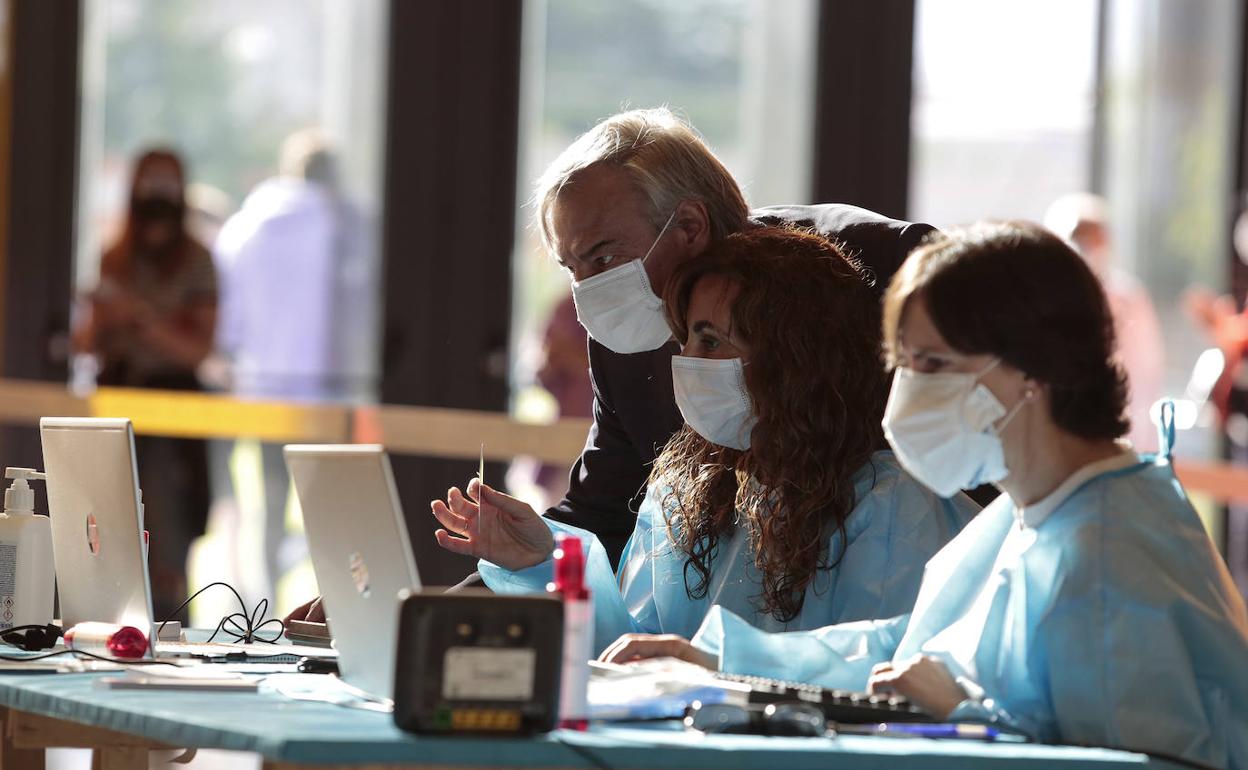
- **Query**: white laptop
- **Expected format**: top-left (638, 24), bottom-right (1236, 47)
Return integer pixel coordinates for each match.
top-left (40, 417), bottom-right (157, 654)
top-left (40, 417), bottom-right (312, 661)
top-left (284, 444), bottom-right (421, 701)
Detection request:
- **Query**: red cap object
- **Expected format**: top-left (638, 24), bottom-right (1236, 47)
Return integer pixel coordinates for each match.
top-left (107, 626), bottom-right (149, 658)
top-left (63, 622), bottom-right (149, 659)
top-left (551, 533), bottom-right (589, 600)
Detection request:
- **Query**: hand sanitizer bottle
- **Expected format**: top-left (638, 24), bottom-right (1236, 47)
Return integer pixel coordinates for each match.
top-left (0, 468), bottom-right (54, 630)
top-left (549, 533), bottom-right (592, 730)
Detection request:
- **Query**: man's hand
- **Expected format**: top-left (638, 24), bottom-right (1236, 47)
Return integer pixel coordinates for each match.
top-left (598, 633), bottom-right (716, 670)
top-left (283, 596), bottom-right (325, 625)
top-left (867, 655), bottom-right (966, 719)
top-left (431, 478), bottom-right (555, 570)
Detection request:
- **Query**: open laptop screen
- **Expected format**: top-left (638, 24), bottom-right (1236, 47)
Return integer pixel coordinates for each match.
top-left (285, 444), bottom-right (421, 700)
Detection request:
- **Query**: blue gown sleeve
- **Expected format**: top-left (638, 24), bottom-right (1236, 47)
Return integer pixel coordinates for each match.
top-left (476, 496), bottom-right (667, 656)
top-left (1038, 533), bottom-right (1243, 764)
top-left (829, 465), bottom-right (979, 622)
top-left (952, 520), bottom-right (1248, 767)
top-left (692, 605), bottom-right (911, 690)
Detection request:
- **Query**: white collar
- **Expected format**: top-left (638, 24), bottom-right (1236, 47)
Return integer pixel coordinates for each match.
top-left (1013, 447), bottom-right (1139, 529)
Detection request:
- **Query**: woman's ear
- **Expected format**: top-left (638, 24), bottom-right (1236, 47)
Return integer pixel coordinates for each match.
top-left (1021, 376), bottom-right (1045, 404)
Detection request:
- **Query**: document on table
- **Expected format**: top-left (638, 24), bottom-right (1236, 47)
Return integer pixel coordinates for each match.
top-left (97, 665), bottom-right (262, 691)
top-left (156, 641), bottom-right (338, 659)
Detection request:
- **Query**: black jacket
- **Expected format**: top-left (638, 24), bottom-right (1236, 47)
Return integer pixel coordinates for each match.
top-left (544, 203), bottom-right (937, 566)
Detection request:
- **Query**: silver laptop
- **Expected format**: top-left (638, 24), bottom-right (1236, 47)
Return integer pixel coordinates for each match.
top-left (284, 444), bottom-right (421, 701)
top-left (40, 417), bottom-right (157, 653)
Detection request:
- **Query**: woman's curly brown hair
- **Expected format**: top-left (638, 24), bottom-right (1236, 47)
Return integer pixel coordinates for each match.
top-left (651, 225), bottom-right (888, 622)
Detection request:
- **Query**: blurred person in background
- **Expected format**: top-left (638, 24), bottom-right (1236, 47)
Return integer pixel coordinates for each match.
top-left (1045, 193), bottom-right (1164, 452)
top-left (214, 128), bottom-right (372, 603)
top-left (185, 182), bottom-right (235, 255)
top-left (71, 147), bottom-right (217, 621)
top-left (506, 293), bottom-right (593, 509)
top-left (1186, 206), bottom-right (1248, 602)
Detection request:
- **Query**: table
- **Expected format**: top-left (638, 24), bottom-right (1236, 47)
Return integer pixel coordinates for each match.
top-left (0, 667), bottom-right (1171, 770)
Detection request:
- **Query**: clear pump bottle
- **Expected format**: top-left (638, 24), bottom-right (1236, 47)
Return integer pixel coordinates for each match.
top-left (0, 468), bottom-right (54, 630)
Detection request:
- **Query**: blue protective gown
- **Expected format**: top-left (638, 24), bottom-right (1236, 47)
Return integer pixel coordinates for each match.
top-left (693, 449), bottom-right (1248, 769)
top-left (479, 451), bottom-right (978, 655)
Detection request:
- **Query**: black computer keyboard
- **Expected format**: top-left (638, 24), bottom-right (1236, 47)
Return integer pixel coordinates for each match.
top-left (714, 672), bottom-right (934, 723)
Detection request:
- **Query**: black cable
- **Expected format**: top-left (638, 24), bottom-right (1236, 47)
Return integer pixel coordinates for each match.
top-left (202, 651), bottom-right (300, 662)
top-left (0, 648), bottom-right (166, 665)
top-left (158, 581), bottom-right (285, 644)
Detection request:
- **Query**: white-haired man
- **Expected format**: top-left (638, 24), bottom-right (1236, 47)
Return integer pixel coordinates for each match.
top-left (444, 108), bottom-right (936, 566)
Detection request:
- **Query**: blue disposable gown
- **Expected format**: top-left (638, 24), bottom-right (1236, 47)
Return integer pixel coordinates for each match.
top-left (693, 451), bottom-right (1248, 769)
top-left (479, 451), bottom-right (978, 655)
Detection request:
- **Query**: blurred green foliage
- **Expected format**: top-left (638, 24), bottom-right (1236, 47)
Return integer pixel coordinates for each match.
top-left (543, 0), bottom-right (745, 149)
top-left (103, 0), bottom-right (320, 203)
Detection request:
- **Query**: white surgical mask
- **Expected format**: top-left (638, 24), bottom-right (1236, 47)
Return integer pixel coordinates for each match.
top-left (570, 211), bottom-right (677, 354)
top-left (881, 360), bottom-right (1028, 498)
top-left (671, 356), bottom-right (757, 450)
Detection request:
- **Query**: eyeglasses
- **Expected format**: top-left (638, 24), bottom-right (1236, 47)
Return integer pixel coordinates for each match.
top-left (683, 700), bottom-right (827, 737)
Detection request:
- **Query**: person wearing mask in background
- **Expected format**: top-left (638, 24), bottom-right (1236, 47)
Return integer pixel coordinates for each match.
top-left (506, 292), bottom-right (594, 509)
top-left (1044, 193), bottom-right (1164, 451)
top-left (285, 107), bottom-right (946, 624)
top-left (214, 128), bottom-right (373, 605)
top-left (72, 148), bottom-right (217, 621)
top-left (431, 227), bottom-right (977, 652)
top-left (609, 222), bottom-right (1248, 770)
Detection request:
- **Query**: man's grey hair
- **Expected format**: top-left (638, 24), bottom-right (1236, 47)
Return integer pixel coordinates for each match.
top-left (534, 108), bottom-right (750, 251)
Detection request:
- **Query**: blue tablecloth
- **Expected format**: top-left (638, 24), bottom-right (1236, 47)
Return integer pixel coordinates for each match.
top-left (0, 668), bottom-right (1163, 769)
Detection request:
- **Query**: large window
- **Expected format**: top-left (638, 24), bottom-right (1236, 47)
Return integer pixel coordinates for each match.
top-left (911, 0), bottom-right (1242, 543)
top-left (1102, 0), bottom-right (1241, 413)
top-left (1101, 0), bottom-right (1241, 547)
top-left (71, 0), bottom-right (389, 628)
top-left (76, 0), bottom-right (388, 401)
top-left (909, 0), bottom-right (1100, 227)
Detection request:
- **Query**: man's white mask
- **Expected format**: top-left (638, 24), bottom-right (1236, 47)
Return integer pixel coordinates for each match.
top-left (570, 211), bottom-right (677, 354)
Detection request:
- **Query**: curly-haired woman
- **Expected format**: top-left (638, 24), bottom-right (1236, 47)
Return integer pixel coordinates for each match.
top-left (430, 226), bottom-right (977, 654)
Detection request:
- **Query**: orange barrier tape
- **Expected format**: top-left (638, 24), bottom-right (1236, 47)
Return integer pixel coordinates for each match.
top-left (0, 379), bottom-right (88, 421)
top-left (353, 404), bottom-right (590, 465)
top-left (1174, 460), bottom-right (1248, 506)
top-left (89, 388), bottom-right (349, 443)
top-left (0, 379), bottom-right (587, 465)
top-left (1, 379), bottom-right (1247, 499)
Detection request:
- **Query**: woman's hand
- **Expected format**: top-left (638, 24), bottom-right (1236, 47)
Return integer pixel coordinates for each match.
top-left (283, 596), bottom-right (325, 625)
top-left (598, 633), bottom-right (716, 670)
top-left (91, 286), bottom-right (150, 329)
top-left (431, 478), bottom-right (554, 570)
top-left (867, 655), bottom-right (967, 719)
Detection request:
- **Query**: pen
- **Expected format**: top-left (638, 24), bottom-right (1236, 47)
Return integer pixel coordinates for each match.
top-left (839, 723), bottom-right (1000, 740)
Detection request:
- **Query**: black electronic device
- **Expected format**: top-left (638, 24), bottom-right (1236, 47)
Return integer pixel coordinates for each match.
top-left (392, 590), bottom-right (564, 735)
top-left (714, 672), bottom-right (934, 724)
